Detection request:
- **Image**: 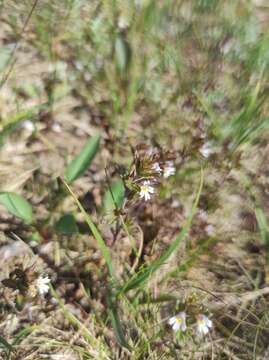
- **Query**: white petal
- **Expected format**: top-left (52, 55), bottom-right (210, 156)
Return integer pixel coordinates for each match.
top-left (181, 322), bottom-right (187, 332)
top-left (168, 317), bottom-right (176, 325)
top-left (172, 322), bottom-right (180, 332)
top-left (206, 319), bottom-right (213, 328)
top-left (144, 193), bottom-right (150, 201)
top-left (178, 312), bottom-right (186, 320)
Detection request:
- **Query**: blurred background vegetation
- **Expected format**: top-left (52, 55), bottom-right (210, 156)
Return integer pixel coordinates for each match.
top-left (1, 0), bottom-right (269, 359)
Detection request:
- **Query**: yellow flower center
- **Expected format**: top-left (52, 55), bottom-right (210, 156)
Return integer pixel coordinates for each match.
top-left (141, 185), bottom-right (148, 192)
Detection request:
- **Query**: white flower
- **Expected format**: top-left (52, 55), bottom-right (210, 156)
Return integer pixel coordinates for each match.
top-left (168, 312), bottom-right (187, 332)
top-left (163, 161), bottom-right (176, 178)
top-left (22, 120), bottom-right (35, 133)
top-left (118, 16), bottom-right (129, 29)
top-left (199, 143), bottom-right (213, 158)
top-left (205, 224), bottom-right (215, 236)
top-left (36, 275), bottom-right (50, 296)
top-left (196, 314), bottom-right (212, 336)
top-left (152, 162), bottom-right (162, 173)
top-left (52, 122), bottom-right (62, 133)
top-left (199, 210), bottom-right (208, 221)
top-left (139, 181), bottom-right (154, 201)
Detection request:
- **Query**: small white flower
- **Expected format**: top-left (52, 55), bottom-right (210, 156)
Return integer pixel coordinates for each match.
top-left (118, 16), bottom-right (129, 29)
top-left (163, 161), bottom-right (176, 178)
top-left (139, 181), bottom-right (154, 201)
top-left (22, 120), bottom-right (35, 133)
top-left (199, 210), bottom-right (208, 221)
top-left (196, 314), bottom-right (212, 336)
top-left (36, 275), bottom-right (50, 296)
top-left (168, 312), bottom-right (187, 332)
top-left (199, 143), bottom-right (213, 158)
top-left (52, 122), bottom-right (62, 133)
top-left (152, 162), bottom-right (162, 173)
top-left (205, 224), bottom-right (215, 236)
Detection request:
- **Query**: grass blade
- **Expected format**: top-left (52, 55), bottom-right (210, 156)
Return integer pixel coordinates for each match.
top-left (106, 290), bottom-right (131, 350)
top-left (255, 207), bottom-right (269, 264)
top-left (0, 335), bottom-right (14, 354)
top-left (61, 178), bottom-right (113, 277)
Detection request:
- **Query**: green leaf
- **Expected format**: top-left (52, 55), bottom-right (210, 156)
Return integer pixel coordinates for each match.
top-left (55, 214), bottom-right (78, 235)
top-left (0, 192), bottom-right (33, 223)
top-left (64, 134), bottom-right (101, 184)
top-left (255, 208), bottom-right (269, 244)
top-left (115, 34), bottom-right (131, 74)
top-left (103, 180), bottom-right (125, 213)
top-left (106, 290), bottom-right (131, 350)
top-left (0, 335), bottom-right (14, 353)
top-left (12, 325), bottom-right (39, 346)
top-left (255, 207), bottom-right (269, 264)
top-left (62, 179), bottom-right (114, 277)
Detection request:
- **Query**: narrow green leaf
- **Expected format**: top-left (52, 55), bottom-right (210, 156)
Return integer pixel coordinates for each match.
top-left (61, 179), bottom-right (113, 277)
top-left (103, 180), bottom-right (125, 213)
top-left (0, 192), bottom-right (33, 223)
top-left (255, 207), bottom-right (269, 264)
top-left (12, 325), bottom-right (39, 346)
top-left (106, 291), bottom-right (131, 350)
top-left (0, 335), bottom-right (14, 352)
top-left (255, 208), bottom-right (269, 244)
top-left (115, 34), bottom-right (131, 74)
top-left (55, 213), bottom-right (78, 235)
top-left (64, 134), bottom-right (101, 184)
top-left (118, 168), bottom-right (204, 294)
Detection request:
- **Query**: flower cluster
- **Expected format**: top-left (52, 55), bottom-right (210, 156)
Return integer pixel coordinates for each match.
top-left (168, 311), bottom-right (212, 337)
top-left (123, 145), bottom-right (176, 202)
top-left (168, 311), bottom-right (213, 336)
top-left (167, 294), bottom-right (213, 339)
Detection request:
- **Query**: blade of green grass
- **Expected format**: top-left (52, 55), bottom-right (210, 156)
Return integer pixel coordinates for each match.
top-left (0, 335), bottom-right (14, 354)
top-left (106, 289), bottom-right (131, 350)
top-left (62, 179), bottom-right (131, 351)
top-left (61, 178), bottom-right (113, 277)
top-left (255, 207), bottom-right (269, 264)
top-left (11, 325), bottom-right (39, 346)
top-left (160, 236), bottom-right (217, 284)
